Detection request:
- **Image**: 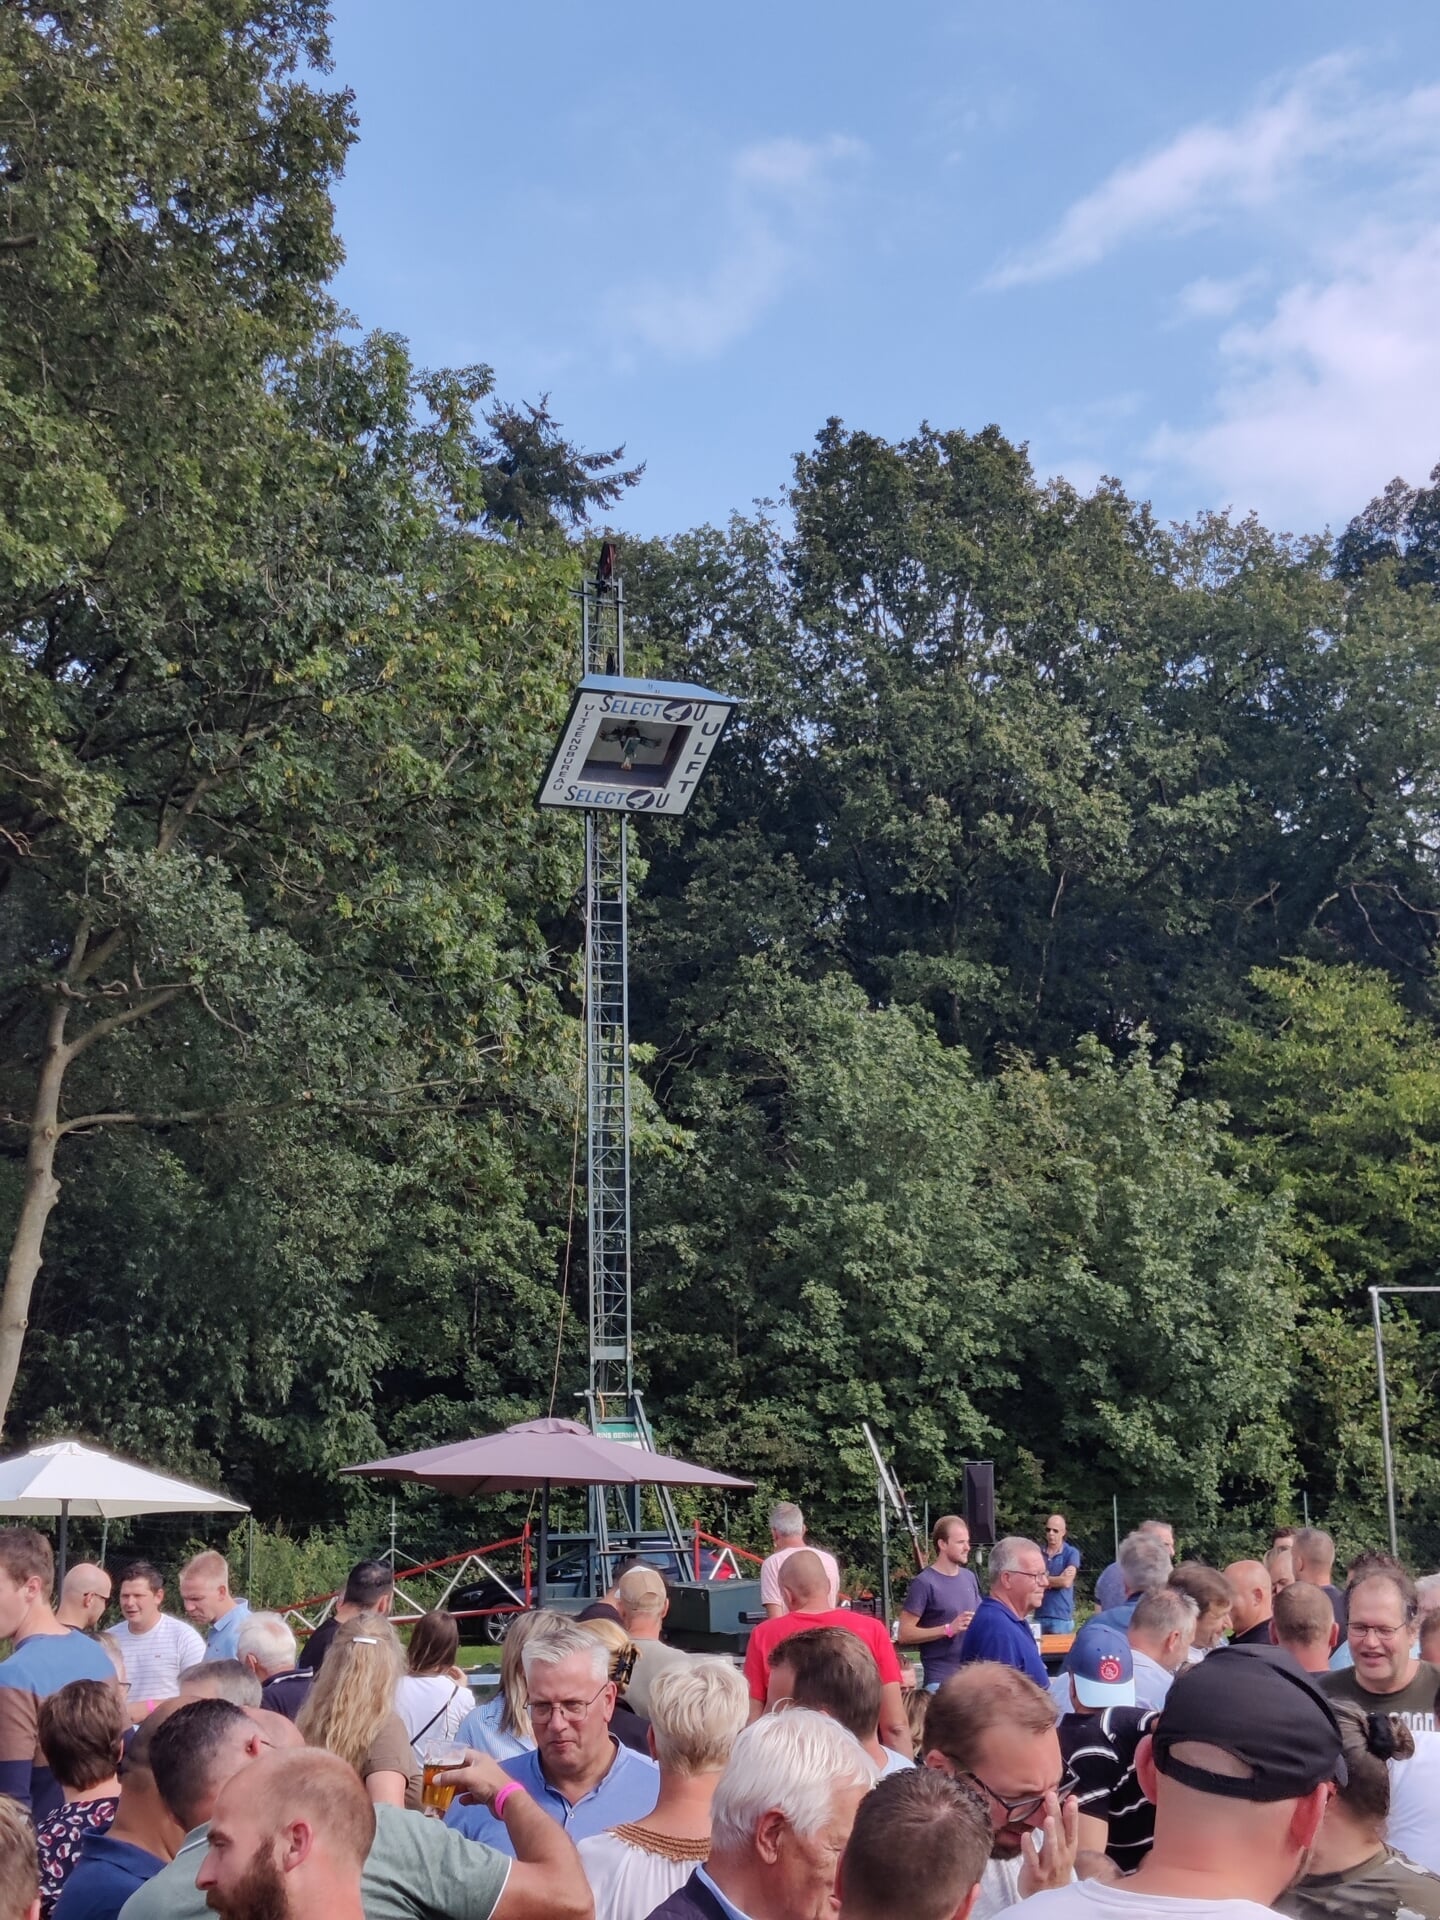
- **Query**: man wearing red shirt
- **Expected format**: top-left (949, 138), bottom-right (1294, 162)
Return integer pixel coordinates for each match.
top-left (742, 1550), bottom-right (910, 1756)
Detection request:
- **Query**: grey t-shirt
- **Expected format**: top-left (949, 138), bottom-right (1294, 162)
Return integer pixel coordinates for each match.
top-left (1320, 1661), bottom-right (1440, 1734)
top-left (118, 1802), bottom-right (511, 1920)
top-left (901, 1564), bottom-right (983, 1688)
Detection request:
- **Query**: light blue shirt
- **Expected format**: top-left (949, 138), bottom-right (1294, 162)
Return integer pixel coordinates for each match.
top-left (202, 1600), bottom-right (251, 1663)
top-left (444, 1737), bottom-right (657, 1856)
top-left (697, 1867), bottom-right (755, 1920)
top-left (456, 1691), bottom-right (533, 1763)
top-left (1094, 1562), bottom-right (1128, 1611)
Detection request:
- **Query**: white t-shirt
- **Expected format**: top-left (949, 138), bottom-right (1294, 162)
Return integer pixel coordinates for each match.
top-left (1388, 1727), bottom-right (1440, 1872)
top-left (578, 1828), bottom-right (709, 1920)
top-left (118, 1613), bottom-right (207, 1708)
top-left (395, 1674), bottom-right (470, 1756)
top-left (1015, 1881), bottom-right (1278, 1920)
top-left (758, 1545), bottom-right (841, 1610)
top-left (973, 1857), bottom-right (1026, 1920)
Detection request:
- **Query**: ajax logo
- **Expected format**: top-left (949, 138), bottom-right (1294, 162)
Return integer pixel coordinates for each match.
top-left (1097, 1655), bottom-right (1123, 1682)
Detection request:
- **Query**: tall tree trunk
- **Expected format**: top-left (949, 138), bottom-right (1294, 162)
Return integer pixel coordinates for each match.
top-left (0, 994), bottom-right (70, 1437)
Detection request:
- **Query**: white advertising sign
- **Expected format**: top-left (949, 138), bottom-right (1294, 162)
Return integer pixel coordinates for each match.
top-left (536, 676), bottom-right (738, 817)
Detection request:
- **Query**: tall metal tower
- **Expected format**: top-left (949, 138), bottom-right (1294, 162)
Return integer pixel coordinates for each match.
top-left (538, 551), bottom-right (738, 1590)
top-left (578, 574), bottom-right (633, 1416)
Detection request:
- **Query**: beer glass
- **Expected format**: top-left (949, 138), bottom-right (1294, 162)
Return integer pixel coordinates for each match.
top-left (421, 1740), bottom-right (466, 1814)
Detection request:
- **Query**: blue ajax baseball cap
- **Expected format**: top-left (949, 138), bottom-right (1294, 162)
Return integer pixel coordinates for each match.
top-left (1070, 1621), bottom-right (1137, 1707)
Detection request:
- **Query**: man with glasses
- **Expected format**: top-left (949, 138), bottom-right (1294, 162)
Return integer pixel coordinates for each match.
top-left (1320, 1568), bottom-right (1440, 1732)
top-left (920, 1663), bottom-right (1079, 1918)
top-left (57, 1566), bottom-right (113, 1634)
top-left (956, 1538), bottom-right (1050, 1685)
top-left (445, 1619), bottom-right (658, 1854)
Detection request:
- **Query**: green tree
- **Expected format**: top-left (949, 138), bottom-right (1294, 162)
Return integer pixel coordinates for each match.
top-left (625, 428), bottom-right (1440, 1071)
top-left (636, 962), bottom-right (1005, 1552)
top-left (1213, 961), bottom-right (1440, 1549)
top-left (636, 963), bottom-right (1293, 1565)
top-left (0, 3), bottom-right (593, 1438)
top-left (986, 1037), bottom-right (1295, 1545)
top-left (477, 398), bottom-right (644, 534)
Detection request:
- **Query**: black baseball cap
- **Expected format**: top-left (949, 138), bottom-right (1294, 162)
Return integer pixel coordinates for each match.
top-left (1152, 1646), bottom-right (1347, 1802)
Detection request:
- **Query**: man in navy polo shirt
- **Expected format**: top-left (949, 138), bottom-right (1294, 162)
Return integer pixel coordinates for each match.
top-left (445, 1620), bottom-right (656, 1855)
top-left (954, 1537), bottom-right (1049, 1684)
top-left (1039, 1515), bottom-right (1082, 1637)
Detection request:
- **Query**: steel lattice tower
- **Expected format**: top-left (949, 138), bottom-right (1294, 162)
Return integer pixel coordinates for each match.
top-left (539, 560), bottom-right (738, 1592)
top-left (580, 579), bottom-right (633, 1407)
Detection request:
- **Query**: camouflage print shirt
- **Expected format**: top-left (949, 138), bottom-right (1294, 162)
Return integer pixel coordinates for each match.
top-left (1278, 1846), bottom-right (1440, 1920)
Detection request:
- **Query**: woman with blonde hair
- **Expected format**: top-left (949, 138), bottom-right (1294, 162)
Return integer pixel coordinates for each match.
top-left (296, 1613), bottom-right (420, 1809)
top-left (577, 1614), bottom-right (650, 1752)
top-left (577, 1658), bottom-right (750, 1920)
top-left (454, 1608), bottom-right (552, 1762)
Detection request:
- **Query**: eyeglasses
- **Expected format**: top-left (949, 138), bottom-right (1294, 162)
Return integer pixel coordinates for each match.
top-left (960, 1768), bottom-right (1079, 1825)
top-left (1348, 1621), bottom-right (1411, 1643)
top-left (528, 1681), bottom-right (611, 1724)
top-left (1006, 1568), bottom-right (1049, 1584)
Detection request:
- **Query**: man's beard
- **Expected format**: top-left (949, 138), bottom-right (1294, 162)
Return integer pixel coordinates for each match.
top-left (205, 1847), bottom-right (291, 1920)
top-left (990, 1826), bottom-right (1025, 1861)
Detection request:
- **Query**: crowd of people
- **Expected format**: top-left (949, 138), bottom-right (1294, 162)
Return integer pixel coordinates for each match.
top-left (4, 1502), bottom-right (1440, 1920)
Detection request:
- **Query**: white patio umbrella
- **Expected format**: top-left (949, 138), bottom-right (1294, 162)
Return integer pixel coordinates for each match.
top-left (0, 1439), bottom-right (248, 1582)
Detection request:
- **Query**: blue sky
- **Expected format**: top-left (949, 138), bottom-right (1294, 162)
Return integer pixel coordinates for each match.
top-left (328, 2), bottom-right (1440, 541)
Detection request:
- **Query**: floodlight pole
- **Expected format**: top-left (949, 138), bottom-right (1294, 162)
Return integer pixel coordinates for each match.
top-left (1368, 1284), bottom-right (1440, 1559)
top-left (1372, 1286), bottom-right (1400, 1558)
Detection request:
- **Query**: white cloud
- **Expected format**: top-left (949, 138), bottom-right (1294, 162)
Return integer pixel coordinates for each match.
top-left (1147, 224), bottom-right (1440, 529)
top-left (987, 61), bottom-right (1440, 290)
top-left (1172, 271), bottom-right (1266, 322)
top-left (609, 134), bottom-right (864, 361)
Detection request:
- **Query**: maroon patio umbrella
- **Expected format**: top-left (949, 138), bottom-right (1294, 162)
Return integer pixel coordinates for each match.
top-left (343, 1417), bottom-right (752, 1604)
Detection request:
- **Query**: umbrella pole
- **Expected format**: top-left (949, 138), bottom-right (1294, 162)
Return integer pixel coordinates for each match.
top-left (57, 1500), bottom-right (69, 1588)
top-left (537, 1481), bottom-right (550, 1610)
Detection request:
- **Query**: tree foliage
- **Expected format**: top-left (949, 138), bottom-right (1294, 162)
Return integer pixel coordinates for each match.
top-left (0, 0), bottom-right (590, 1464)
top-left (1213, 962), bottom-right (1440, 1552)
top-left (636, 967), bottom-right (1292, 1561)
top-left (9, 0), bottom-right (1440, 1577)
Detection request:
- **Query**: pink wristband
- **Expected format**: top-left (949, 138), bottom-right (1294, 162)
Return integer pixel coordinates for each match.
top-left (493, 1783), bottom-right (524, 1819)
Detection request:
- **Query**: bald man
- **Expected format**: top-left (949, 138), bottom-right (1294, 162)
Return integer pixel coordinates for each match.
top-left (197, 1750), bottom-right (371, 1920)
top-left (741, 1549), bottom-right (910, 1754)
top-left (1224, 1561), bottom-right (1274, 1646)
top-left (1270, 1582), bottom-right (1339, 1675)
top-left (56, 1564), bottom-right (112, 1632)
